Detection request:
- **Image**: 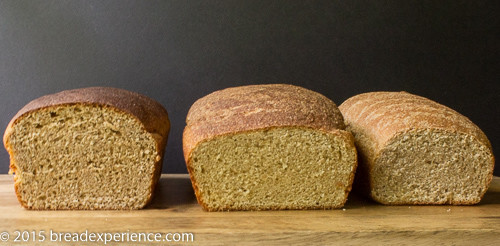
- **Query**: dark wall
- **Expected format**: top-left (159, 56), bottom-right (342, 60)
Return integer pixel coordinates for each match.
top-left (0, 1), bottom-right (498, 175)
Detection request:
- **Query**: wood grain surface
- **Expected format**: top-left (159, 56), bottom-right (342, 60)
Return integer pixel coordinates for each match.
top-left (0, 174), bottom-right (499, 245)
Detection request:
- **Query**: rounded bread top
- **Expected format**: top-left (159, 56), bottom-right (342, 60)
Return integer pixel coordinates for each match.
top-left (4, 87), bottom-right (169, 145)
top-left (339, 91), bottom-right (491, 150)
top-left (186, 84), bottom-right (346, 141)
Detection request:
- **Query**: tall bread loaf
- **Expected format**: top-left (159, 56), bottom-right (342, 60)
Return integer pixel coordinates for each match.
top-left (183, 84), bottom-right (357, 211)
top-left (3, 87), bottom-right (170, 209)
top-left (339, 91), bottom-right (494, 205)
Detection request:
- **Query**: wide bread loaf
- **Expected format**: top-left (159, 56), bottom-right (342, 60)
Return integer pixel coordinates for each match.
top-left (339, 91), bottom-right (494, 205)
top-left (183, 84), bottom-right (357, 211)
top-left (3, 87), bottom-right (170, 209)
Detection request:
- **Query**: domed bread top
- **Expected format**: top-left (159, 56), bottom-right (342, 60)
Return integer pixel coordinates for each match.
top-left (4, 87), bottom-right (170, 147)
top-left (339, 91), bottom-right (491, 161)
top-left (184, 84), bottom-right (346, 159)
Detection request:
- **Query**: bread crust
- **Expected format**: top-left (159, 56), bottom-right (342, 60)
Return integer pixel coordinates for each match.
top-left (183, 84), bottom-right (346, 162)
top-left (3, 87), bottom-right (170, 209)
top-left (339, 91), bottom-right (495, 204)
top-left (183, 84), bottom-right (356, 211)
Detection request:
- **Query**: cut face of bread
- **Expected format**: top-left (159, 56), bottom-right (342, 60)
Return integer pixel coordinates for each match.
top-left (372, 129), bottom-right (493, 205)
top-left (339, 91), bottom-right (494, 205)
top-left (5, 104), bottom-right (160, 209)
top-left (187, 127), bottom-right (357, 211)
top-left (184, 84), bottom-right (357, 211)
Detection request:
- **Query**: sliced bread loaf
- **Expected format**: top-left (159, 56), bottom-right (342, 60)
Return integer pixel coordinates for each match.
top-left (3, 87), bottom-right (170, 209)
top-left (339, 91), bottom-right (494, 205)
top-left (183, 84), bottom-right (357, 211)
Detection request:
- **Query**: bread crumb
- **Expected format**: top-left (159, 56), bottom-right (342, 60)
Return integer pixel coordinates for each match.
top-left (189, 127), bottom-right (356, 211)
top-left (7, 104), bottom-right (163, 209)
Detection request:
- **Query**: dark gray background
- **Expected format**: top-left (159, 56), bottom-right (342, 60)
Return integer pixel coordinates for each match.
top-left (0, 1), bottom-right (498, 175)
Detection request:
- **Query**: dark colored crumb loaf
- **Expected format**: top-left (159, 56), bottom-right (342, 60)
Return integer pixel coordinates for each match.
top-left (3, 87), bottom-right (170, 209)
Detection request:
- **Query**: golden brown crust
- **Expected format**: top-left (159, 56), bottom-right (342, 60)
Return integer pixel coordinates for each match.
top-left (339, 91), bottom-right (491, 152)
top-left (339, 91), bottom-right (495, 204)
top-left (183, 84), bottom-right (356, 211)
top-left (339, 91), bottom-right (493, 169)
top-left (4, 87), bottom-right (169, 144)
top-left (184, 84), bottom-right (346, 163)
top-left (3, 87), bottom-right (170, 209)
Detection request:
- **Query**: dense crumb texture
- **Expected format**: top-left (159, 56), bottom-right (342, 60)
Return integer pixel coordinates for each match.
top-left (189, 127), bottom-right (357, 211)
top-left (184, 84), bottom-right (357, 211)
top-left (374, 129), bottom-right (493, 204)
top-left (3, 87), bottom-right (170, 210)
top-left (339, 91), bottom-right (494, 205)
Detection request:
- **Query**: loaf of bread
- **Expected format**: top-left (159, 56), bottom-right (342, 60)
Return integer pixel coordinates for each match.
top-left (183, 84), bottom-right (357, 211)
top-left (339, 91), bottom-right (494, 205)
top-left (3, 87), bottom-right (170, 209)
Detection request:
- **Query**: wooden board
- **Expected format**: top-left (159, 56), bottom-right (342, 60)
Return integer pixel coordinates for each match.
top-left (0, 174), bottom-right (499, 245)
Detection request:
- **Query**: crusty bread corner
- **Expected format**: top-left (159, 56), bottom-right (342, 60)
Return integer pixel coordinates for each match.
top-left (183, 84), bottom-right (358, 211)
top-left (339, 91), bottom-right (495, 205)
top-left (3, 87), bottom-right (170, 209)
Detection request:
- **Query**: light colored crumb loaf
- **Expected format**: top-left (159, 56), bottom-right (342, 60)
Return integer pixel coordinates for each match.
top-left (183, 84), bottom-right (357, 211)
top-left (339, 91), bottom-right (494, 205)
top-left (3, 87), bottom-right (170, 210)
